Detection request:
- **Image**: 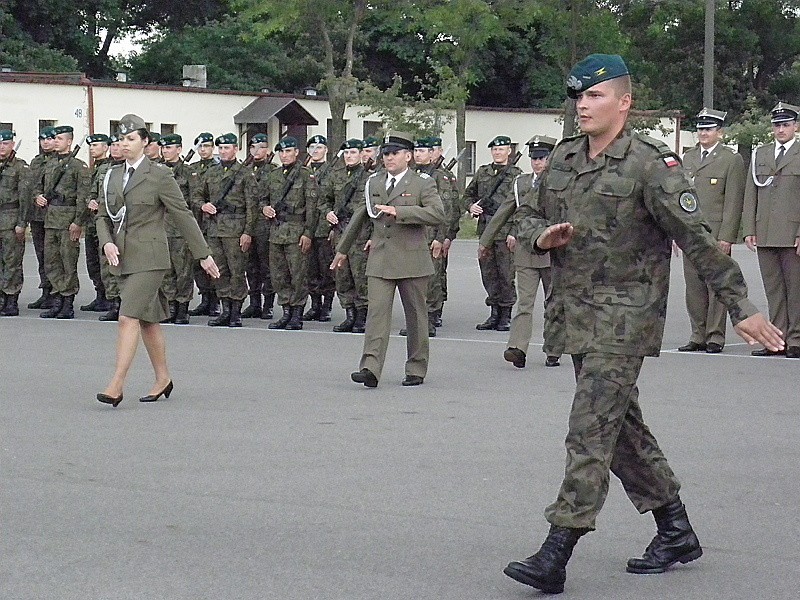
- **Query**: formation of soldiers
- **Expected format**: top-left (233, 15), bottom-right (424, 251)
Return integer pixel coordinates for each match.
top-left (2, 106), bottom-right (798, 359)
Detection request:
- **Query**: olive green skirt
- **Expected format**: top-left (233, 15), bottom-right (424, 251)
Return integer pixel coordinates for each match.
top-left (118, 269), bottom-right (169, 323)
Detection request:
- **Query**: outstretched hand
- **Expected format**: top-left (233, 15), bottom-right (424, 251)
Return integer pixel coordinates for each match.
top-left (733, 313), bottom-right (784, 352)
top-left (536, 222), bottom-right (574, 250)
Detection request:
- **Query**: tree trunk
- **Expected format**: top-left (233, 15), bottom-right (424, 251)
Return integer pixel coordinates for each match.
top-left (562, 98), bottom-right (577, 138)
top-left (326, 78), bottom-right (349, 153)
top-left (456, 99), bottom-right (467, 192)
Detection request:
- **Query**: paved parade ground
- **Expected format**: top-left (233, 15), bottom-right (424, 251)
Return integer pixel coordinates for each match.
top-left (1, 240), bottom-right (798, 600)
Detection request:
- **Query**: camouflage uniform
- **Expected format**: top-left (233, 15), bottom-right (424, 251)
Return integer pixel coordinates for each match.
top-left (0, 155), bottom-right (30, 315)
top-left (161, 159), bottom-right (197, 312)
top-left (439, 163), bottom-right (461, 308)
top-left (188, 156), bottom-right (219, 314)
top-left (94, 158), bottom-right (122, 315)
top-left (516, 130), bottom-right (758, 530)
top-left (245, 158), bottom-right (275, 317)
top-left (27, 150), bottom-right (53, 303)
top-left (304, 160), bottom-right (337, 320)
top-left (83, 156), bottom-right (111, 309)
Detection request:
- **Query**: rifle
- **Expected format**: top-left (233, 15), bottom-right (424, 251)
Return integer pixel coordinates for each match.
top-left (45, 143), bottom-right (82, 206)
top-left (474, 150), bottom-right (523, 211)
top-left (433, 144), bottom-right (452, 169)
top-left (183, 143), bottom-right (200, 164)
top-left (333, 164), bottom-right (366, 230)
top-left (311, 150), bottom-right (344, 188)
top-left (271, 155), bottom-right (312, 224)
top-left (0, 139), bottom-right (21, 180)
top-left (210, 154), bottom-right (254, 216)
top-left (445, 147), bottom-right (468, 172)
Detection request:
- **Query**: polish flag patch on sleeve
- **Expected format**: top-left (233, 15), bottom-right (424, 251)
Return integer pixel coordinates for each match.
top-left (663, 156), bottom-right (679, 168)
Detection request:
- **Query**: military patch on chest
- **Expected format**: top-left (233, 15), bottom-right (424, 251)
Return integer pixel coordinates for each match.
top-left (679, 192), bottom-right (698, 212)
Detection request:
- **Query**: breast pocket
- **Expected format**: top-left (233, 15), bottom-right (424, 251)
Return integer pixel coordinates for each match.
top-left (590, 177), bottom-right (637, 231)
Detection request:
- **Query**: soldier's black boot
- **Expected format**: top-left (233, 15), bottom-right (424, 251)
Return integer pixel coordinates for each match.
top-left (28, 286), bottom-right (52, 309)
top-left (189, 293), bottom-right (211, 316)
top-left (208, 291), bottom-right (221, 317)
top-left (433, 308), bottom-right (443, 327)
top-left (161, 301), bottom-right (178, 323)
top-left (174, 302), bottom-right (190, 325)
top-left (40, 294), bottom-right (63, 319)
top-left (303, 295), bottom-right (322, 321)
top-left (626, 497), bottom-right (702, 574)
top-left (428, 313), bottom-right (437, 337)
top-left (503, 525), bottom-right (589, 594)
top-left (99, 298), bottom-right (120, 321)
top-left (319, 295), bottom-right (333, 322)
top-left (208, 299), bottom-right (231, 326)
top-left (496, 306), bottom-right (512, 332)
top-left (268, 305), bottom-right (292, 329)
top-left (56, 294), bottom-right (75, 319)
top-left (241, 293), bottom-right (262, 318)
top-left (333, 307), bottom-right (356, 332)
top-left (262, 293), bottom-right (275, 320)
top-left (0, 293), bottom-right (19, 316)
top-left (286, 305), bottom-right (304, 330)
top-left (228, 299), bottom-right (243, 327)
top-left (351, 307), bottom-right (367, 333)
top-left (81, 289), bottom-right (108, 312)
top-left (476, 305), bottom-right (500, 330)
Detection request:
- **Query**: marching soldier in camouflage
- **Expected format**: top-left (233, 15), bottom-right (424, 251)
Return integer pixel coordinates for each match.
top-left (81, 133), bottom-right (112, 313)
top-left (159, 134), bottom-right (196, 324)
top-left (242, 133), bottom-right (275, 320)
top-left (193, 133), bottom-right (258, 327)
top-left (0, 130), bottom-right (30, 316)
top-left (678, 108), bottom-right (745, 354)
top-left (260, 136), bottom-right (318, 330)
top-left (304, 134), bottom-right (338, 322)
top-left (465, 135), bottom-right (522, 331)
top-left (96, 133), bottom-right (123, 321)
top-left (320, 138), bottom-right (372, 333)
top-left (27, 126), bottom-right (56, 309)
top-left (503, 54), bottom-right (783, 596)
top-left (33, 125), bottom-right (91, 319)
top-left (188, 132), bottom-right (221, 318)
top-left (361, 136), bottom-right (380, 168)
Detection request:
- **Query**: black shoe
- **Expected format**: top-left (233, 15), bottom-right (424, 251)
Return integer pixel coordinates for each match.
top-left (228, 299), bottom-right (243, 327)
top-left (97, 392), bottom-right (123, 407)
top-left (208, 299), bottom-right (231, 326)
top-left (139, 380), bottom-right (173, 403)
top-left (261, 294), bottom-right (275, 320)
top-left (401, 375), bottom-right (424, 386)
top-left (496, 306), bottom-right (512, 332)
top-left (161, 301), bottom-right (178, 324)
top-left (751, 347), bottom-right (785, 357)
top-left (333, 307), bottom-right (356, 332)
top-left (40, 294), bottom-right (63, 319)
top-left (433, 308), bottom-right (442, 328)
top-left (626, 497), bottom-right (702, 574)
top-left (303, 295), bottom-right (322, 321)
top-left (545, 355), bottom-right (561, 367)
top-left (351, 307), bottom-right (367, 334)
top-left (241, 293), bottom-right (262, 318)
top-left (504, 525), bottom-right (588, 594)
top-left (268, 306), bottom-right (292, 329)
top-left (99, 298), bottom-right (120, 321)
top-left (476, 305), bottom-right (500, 330)
top-left (705, 342), bottom-right (723, 354)
top-left (0, 293), bottom-right (19, 316)
top-left (55, 294), bottom-right (75, 319)
top-left (188, 293), bottom-right (212, 316)
top-left (678, 341), bottom-right (706, 352)
top-left (351, 368), bottom-right (378, 388)
top-left (504, 347), bottom-right (526, 368)
top-left (80, 291), bottom-right (105, 312)
top-left (28, 288), bottom-right (52, 309)
top-left (174, 302), bottom-right (190, 325)
top-left (285, 305), bottom-right (304, 330)
top-left (399, 328), bottom-right (407, 336)
top-left (785, 346), bottom-right (800, 358)
top-left (208, 292), bottom-right (221, 317)
top-left (319, 295), bottom-right (333, 322)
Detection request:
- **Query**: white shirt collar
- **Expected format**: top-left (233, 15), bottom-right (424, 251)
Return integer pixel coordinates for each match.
top-left (386, 168), bottom-right (408, 188)
top-left (776, 138), bottom-right (795, 157)
top-left (125, 155), bottom-right (146, 171)
top-left (699, 142), bottom-right (719, 156)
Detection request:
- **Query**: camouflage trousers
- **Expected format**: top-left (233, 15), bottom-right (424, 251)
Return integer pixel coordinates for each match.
top-left (83, 221), bottom-right (104, 293)
top-left (307, 236), bottom-right (336, 298)
top-left (426, 255), bottom-right (445, 313)
top-left (44, 228), bottom-right (80, 296)
top-left (440, 254), bottom-right (449, 302)
top-left (478, 240), bottom-right (516, 307)
top-left (0, 227), bottom-right (25, 294)
top-left (29, 220), bottom-right (49, 289)
top-left (246, 233), bottom-right (274, 297)
top-left (161, 237), bottom-right (194, 303)
top-left (507, 266), bottom-right (552, 355)
top-left (336, 241), bottom-right (369, 309)
top-left (100, 255), bottom-right (120, 300)
top-left (545, 353), bottom-right (681, 530)
top-left (209, 236), bottom-right (248, 301)
top-left (270, 241), bottom-right (309, 307)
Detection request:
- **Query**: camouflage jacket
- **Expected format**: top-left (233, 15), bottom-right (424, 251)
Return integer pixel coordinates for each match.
top-left (463, 162), bottom-right (522, 238)
top-left (164, 159), bottom-right (195, 238)
top-left (259, 162), bottom-right (319, 245)
top-left (34, 153), bottom-right (91, 229)
top-left (516, 130), bottom-right (757, 357)
top-left (85, 157), bottom-right (112, 229)
top-left (415, 163), bottom-right (455, 243)
top-left (310, 160), bottom-right (338, 237)
top-left (0, 157), bottom-right (30, 230)
top-left (251, 159), bottom-right (274, 237)
top-left (192, 160), bottom-right (259, 238)
top-left (441, 164), bottom-right (462, 240)
top-left (27, 152), bottom-right (53, 222)
top-left (319, 162), bottom-right (373, 245)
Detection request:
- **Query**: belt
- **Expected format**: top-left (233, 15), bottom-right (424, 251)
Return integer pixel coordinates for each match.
top-left (278, 214), bottom-right (305, 223)
top-left (217, 206), bottom-right (246, 215)
top-left (0, 202), bottom-right (20, 210)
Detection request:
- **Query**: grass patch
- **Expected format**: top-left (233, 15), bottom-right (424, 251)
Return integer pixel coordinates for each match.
top-left (458, 214), bottom-right (478, 240)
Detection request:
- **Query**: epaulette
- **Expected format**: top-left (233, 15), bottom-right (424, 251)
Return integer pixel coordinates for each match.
top-left (634, 132), bottom-right (671, 154)
top-left (418, 172), bottom-right (431, 179)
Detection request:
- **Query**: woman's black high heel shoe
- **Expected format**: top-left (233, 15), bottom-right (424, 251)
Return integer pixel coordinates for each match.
top-left (139, 380), bottom-right (173, 403)
top-left (97, 393), bottom-right (123, 407)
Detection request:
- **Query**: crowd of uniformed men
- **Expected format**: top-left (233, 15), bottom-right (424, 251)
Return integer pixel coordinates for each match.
top-left (0, 104), bottom-right (798, 359)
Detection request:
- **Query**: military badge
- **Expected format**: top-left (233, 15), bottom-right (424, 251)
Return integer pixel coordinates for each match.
top-left (679, 192), bottom-right (698, 213)
top-left (663, 156), bottom-right (680, 168)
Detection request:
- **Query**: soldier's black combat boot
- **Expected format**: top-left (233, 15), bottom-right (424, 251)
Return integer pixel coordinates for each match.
top-left (503, 525), bottom-right (589, 594)
top-left (99, 298), bottom-right (120, 321)
top-left (286, 305), bottom-right (304, 330)
top-left (433, 308), bottom-right (443, 327)
top-left (208, 299), bottom-right (231, 326)
top-left (333, 307), bottom-right (356, 332)
top-left (476, 305), bottom-right (500, 330)
top-left (626, 497), bottom-right (702, 574)
top-left (40, 294), bottom-right (63, 318)
top-left (228, 299), bottom-right (243, 328)
top-left (174, 302), bottom-right (190, 325)
top-left (262, 293), bottom-right (275, 320)
top-left (496, 306), bottom-right (512, 332)
top-left (319, 295), bottom-right (333, 322)
top-left (208, 291), bottom-right (221, 317)
top-left (269, 305), bottom-right (292, 329)
top-left (161, 301), bottom-right (178, 323)
top-left (241, 293), bottom-right (262, 318)
top-left (428, 313), bottom-right (437, 337)
top-left (56, 294), bottom-right (75, 319)
top-left (351, 307), bottom-right (367, 333)
top-left (189, 293), bottom-right (211, 316)
top-left (303, 295), bottom-right (322, 321)
top-left (0, 293), bottom-right (19, 316)
top-left (81, 289), bottom-right (107, 312)
top-left (28, 285), bottom-right (52, 309)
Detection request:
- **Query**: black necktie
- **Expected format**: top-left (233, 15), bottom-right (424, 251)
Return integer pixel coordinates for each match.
top-left (124, 166), bottom-right (135, 190)
top-left (777, 145), bottom-right (786, 163)
top-left (387, 176), bottom-right (396, 195)
top-left (701, 150), bottom-right (708, 162)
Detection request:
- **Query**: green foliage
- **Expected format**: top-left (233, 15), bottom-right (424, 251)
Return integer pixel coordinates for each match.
top-left (724, 97), bottom-right (773, 149)
top-left (0, 8), bottom-right (78, 71)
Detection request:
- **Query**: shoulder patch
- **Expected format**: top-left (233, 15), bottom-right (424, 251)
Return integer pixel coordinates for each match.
top-left (679, 192), bottom-right (698, 213)
top-left (663, 156), bottom-right (680, 168)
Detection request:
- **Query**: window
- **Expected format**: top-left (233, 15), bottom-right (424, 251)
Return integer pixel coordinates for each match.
top-left (160, 124), bottom-right (176, 135)
top-left (362, 120), bottom-right (381, 139)
top-left (0, 122), bottom-right (12, 131)
top-left (109, 120), bottom-right (120, 135)
top-left (465, 141), bottom-right (477, 177)
top-left (39, 119), bottom-right (56, 132)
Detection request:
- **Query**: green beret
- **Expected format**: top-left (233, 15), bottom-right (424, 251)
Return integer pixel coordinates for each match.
top-left (340, 138), bottom-right (364, 150)
top-left (363, 136), bottom-right (380, 148)
top-left (53, 125), bottom-right (74, 135)
top-left (118, 114), bottom-right (146, 135)
top-left (566, 54), bottom-right (629, 99)
top-left (0, 130), bottom-right (15, 141)
top-left (488, 135), bottom-right (512, 148)
top-left (39, 126), bottom-right (56, 140)
top-left (215, 133), bottom-right (238, 146)
top-left (194, 132), bottom-right (214, 145)
top-left (771, 102), bottom-right (800, 123)
top-left (307, 135), bottom-right (327, 146)
top-left (249, 133), bottom-right (268, 145)
top-left (158, 133), bottom-right (182, 146)
top-left (414, 137), bottom-right (434, 149)
top-left (86, 133), bottom-right (110, 145)
top-left (148, 131), bottom-right (161, 143)
top-left (382, 131), bottom-right (414, 152)
top-left (429, 136), bottom-right (443, 147)
top-left (275, 137), bottom-right (298, 151)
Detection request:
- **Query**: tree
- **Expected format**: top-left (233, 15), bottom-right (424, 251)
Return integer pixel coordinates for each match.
top-left (0, 7), bottom-right (78, 71)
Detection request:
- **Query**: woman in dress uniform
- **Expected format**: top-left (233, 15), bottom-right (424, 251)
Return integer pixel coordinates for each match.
top-left (95, 114), bottom-right (220, 407)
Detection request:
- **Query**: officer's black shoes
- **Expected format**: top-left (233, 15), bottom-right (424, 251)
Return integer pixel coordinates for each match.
top-left (351, 307), bottom-right (367, 333)
top-left (228, 300), bottom-right (243, 327)
top-left (545, 355), bottom-right (561, 367)
top-left (56, 294), bottom-right (75, 319)
top-left (319, 295), bottom-right (333, 322)
top-left (678, 341), bottom-right (706, 352)
top-left (28, 287), bottom-right (52, 309)
top-left (174, 302), bottom-right (190, 325)
top-left (334, 307), bottom-right (356, 332)
top-left (189, 293), bottom-right (212, 316)
top-left (208, 299), bottom-right (231, 326)
top-left (99, 298), bottom-right (120, 321)
top-left (97, 392), bottom-right (123, 407)
top-left (40, 294), bottom-right (63, 318)
top-left (476, 305), bottom-right (500, 330)
top-left (401, 375), bottom-right (424, 386)
top-left (285, 306), bottom-right (304, 330)
top-left (496, 306), bottom-right (512, 331)
top-left (626, 497), bottom-right (702, 574)
top-left (751, 347), bottom-right (785, 357)
top-left (398, 328), bottom-right (407, 336)
top-left (504, 347), bottom-right (526, 368)
top-left (303, 295), bottom-right (322, 321)
top-left (504, 525), bottom-right (588, 594)
top-left (786, 346), bottom-right (800, 358)
top-left (351, 368), bottom-right (378, 388)
top-left (0, 293), bottom-right (19, 316)
top-left (269, 306), bottom-right (292, 329)
top-left (705, 342), bottom-right (723, 354)
top-left (139, 380), bottom-right (173, 403)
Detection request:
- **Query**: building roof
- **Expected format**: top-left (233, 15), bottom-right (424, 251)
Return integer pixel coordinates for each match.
top-left (234, 97), bottom-right (318, 126)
